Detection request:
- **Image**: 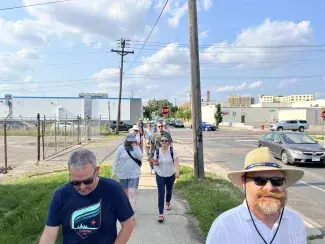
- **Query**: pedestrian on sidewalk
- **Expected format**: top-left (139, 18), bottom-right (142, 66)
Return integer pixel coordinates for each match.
top-left (144, 123), bottom-right (153, 160)
top-left (131, 125), bottom-right (143, 152)
top-left (150, 121), bottom-right (173, 160)
top-left (112, 133), bottom-right (143, 213)
top-left (39, 149), bottom-right (134, 244)
top-left (152, 136), bottom-right (180, 223)
top-left (206, 147), bottom-right (306, 244)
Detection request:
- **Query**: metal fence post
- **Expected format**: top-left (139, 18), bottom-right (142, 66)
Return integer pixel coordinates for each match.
top-left (37, 113), bottom-right (40, 162)
top-left (4, 121), bottom-right (7, 173)
top-left (99, 115), bottom-right (102, 136)
top-left (55, 118), bottom-right (57, 153)
top-left (77, 116), bottom-right (80, 145)
top-left (65, 114), bottom-right (67, 149)
top-left (42, 115), bottom-right (45, 160)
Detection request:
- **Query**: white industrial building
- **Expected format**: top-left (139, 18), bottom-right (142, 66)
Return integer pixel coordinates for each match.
top-left (0, 95), bottom-right (142, 124)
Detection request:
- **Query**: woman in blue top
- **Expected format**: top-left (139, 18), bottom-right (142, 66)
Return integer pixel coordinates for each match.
top-left (112, 133), bottom-right (143, 213)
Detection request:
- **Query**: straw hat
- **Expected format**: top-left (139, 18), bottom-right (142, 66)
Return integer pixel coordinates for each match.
top-left (227, 147), bottom-right (304, 188)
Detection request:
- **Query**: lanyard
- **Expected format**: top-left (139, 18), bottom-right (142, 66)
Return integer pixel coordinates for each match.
top-left (246, 200), bottom-right (284, 244)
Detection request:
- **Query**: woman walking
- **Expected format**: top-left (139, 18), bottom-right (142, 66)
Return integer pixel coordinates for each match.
top-left (112, 133), bottom-right (143, 214)
top-left (152, 136), bottom-right (180, 223)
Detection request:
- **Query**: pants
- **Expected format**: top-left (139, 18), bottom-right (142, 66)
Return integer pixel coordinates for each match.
top-left (155, 173), bottom-right (176, 215)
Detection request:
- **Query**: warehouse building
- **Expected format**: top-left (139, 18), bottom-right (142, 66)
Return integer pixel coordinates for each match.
top-left (0, 94), bottom-right (142, 124)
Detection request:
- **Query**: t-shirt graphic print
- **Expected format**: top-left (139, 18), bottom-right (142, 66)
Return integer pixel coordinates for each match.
top-left (71, 200), bottom-right (101, 239)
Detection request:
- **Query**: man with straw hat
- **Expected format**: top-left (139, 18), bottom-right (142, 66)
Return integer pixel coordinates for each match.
top-left (206, 147), bottom-right (307, 244)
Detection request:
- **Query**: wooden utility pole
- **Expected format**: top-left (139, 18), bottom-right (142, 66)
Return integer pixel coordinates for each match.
top-left (111, 39), bottom-right (134, 134)
top-left (188, 0), bottom-right (204, 179)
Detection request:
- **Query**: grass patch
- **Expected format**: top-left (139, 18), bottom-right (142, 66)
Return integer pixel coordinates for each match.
top-left (0, 165), bottom-right (112, 244)
top-left (174, 166), bottom-right (244, 240)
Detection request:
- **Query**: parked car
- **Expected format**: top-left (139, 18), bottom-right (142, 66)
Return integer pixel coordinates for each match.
top-left (201, 122), bottom-right (216, 131)
top-left (108, 121), bottom-right (133, 132)
top-left (174, 119), bottom-right (184, 128)
top-left (258, 131), bottom-right (325, 165)
top-left (0, 120), bottom-right (34, 130)
top-left (51, 122), bottom-right (78, 132)
top-left (169, 119), bottom-right (175, 126)
top-left (269, 120), bottom-right (309, 132)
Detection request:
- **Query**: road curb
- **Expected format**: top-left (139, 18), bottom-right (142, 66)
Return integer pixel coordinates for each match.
top-left (176, 142), bottom-right (325, 240)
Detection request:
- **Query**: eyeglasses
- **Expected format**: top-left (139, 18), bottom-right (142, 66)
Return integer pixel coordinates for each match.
top-left (70, 171), bottom-right (96, 186)
top-left (246, 176), bottom-right (286, 187)
top-left (161, 140), bottom-right (168, 143)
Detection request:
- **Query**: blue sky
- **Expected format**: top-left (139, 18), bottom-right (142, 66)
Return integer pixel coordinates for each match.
top-left (0, 0), bottom-right (324, 104)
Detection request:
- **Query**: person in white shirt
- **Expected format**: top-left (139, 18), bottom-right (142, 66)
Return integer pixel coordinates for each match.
top-left (112, 133), bottom-right (143, 214)
top-left (152, 136), bottom-right (180, 223)
top-left (206, 147), bottom-right (306, 244)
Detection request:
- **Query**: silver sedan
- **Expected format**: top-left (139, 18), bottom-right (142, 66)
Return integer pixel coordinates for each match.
top-left (258, 132), bottom-right (325, 165)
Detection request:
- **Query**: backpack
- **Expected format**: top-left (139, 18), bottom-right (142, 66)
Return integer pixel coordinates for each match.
top-left (156, 147), bottom-right (174, 163)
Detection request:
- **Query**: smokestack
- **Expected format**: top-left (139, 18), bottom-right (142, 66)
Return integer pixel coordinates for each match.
top-left (207, 91), bottom-right (210, 102)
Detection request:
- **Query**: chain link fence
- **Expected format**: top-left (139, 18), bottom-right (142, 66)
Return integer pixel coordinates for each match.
top-left (0, 114), bottom-right (103, 173)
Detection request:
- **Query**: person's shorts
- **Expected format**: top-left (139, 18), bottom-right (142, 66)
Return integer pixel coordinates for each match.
top-left (119, 178), bottom-right (140, 189)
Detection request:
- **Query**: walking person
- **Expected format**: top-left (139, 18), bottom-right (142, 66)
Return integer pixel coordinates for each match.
top-left (152, 136), bottom-right (180, 223)
top-left (131, 125), bottom-right (143, 152)
top-left (112, 133), bottom-right (143, 216)
top-left (150, 121), bottom-right (173, 161)
top-left (39, 149), bottom-right (134, 244)
top-left (206, 147), bottom-right (306, 244)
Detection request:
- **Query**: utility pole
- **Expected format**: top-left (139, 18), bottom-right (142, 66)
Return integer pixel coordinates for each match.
top-left (111, 38), bottom-right (134, 134)
top-left (187, 0), bottom-right (204, 179)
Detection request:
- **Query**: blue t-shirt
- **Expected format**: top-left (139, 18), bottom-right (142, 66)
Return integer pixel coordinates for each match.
top-left (46, 177), bottom-right (134, 244)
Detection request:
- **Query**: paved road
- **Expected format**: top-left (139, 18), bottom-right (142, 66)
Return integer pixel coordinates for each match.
top-left (171, 127), bottom-right (325, 233)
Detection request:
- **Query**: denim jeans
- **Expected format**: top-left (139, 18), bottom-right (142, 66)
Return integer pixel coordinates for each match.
top-left (155, 173), bottom-right (176, 214)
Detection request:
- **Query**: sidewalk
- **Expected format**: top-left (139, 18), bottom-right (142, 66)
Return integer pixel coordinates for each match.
top-left (102, 152), bottom-right (203, 244)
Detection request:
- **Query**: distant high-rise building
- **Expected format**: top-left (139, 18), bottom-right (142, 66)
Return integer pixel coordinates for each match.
top-left (258, 94), bottom-right (315, 103)
top-left (228, 94), bottom-right (255, 107)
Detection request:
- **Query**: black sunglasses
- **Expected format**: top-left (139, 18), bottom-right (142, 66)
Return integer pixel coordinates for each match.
top-left (246, 176), bottom-right (286, 187)
top-left (70, 171), bottom-right (96, 186)
top-left (161, 140), bottom-right (168, 142)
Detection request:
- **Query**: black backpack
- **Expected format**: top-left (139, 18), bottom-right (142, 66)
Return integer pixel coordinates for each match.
top-left (156, 147), bottom-right (174, 163)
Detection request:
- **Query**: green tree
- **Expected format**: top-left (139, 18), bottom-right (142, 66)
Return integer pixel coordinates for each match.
top-left (214, 104), bottom-right (223, 128)
top-left (143, 99), bottom-right (176, 119)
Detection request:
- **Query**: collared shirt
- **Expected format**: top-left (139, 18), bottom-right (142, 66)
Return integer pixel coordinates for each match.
top-left (112, 145), bottom-right (143, 179)
top-left (206, 201), bottom-right (306, 244)
top-left (153, 147), bottom-right (178, 177)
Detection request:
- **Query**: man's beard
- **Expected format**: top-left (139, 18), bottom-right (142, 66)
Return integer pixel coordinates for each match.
top-left (253, 189), bottom-right (287, 216)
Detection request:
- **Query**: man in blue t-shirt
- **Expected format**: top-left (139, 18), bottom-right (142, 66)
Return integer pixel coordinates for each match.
top-left (39, 149), bottom-right (134, 244)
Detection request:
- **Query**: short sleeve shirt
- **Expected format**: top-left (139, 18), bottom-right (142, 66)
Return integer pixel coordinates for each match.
top-left (46, 177), bottom-right (134, 244)
top-left (153, 147), bottom-right (178, 177)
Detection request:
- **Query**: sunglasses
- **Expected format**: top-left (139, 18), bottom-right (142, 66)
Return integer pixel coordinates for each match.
top-left (246, 176), bottom-right (286, 187)
top-left (157, 126), bottom-right (163, 128)
top-left (161, 140), bottom-right (168, 143)
top-left (70, 171), bottom-right (96, 186)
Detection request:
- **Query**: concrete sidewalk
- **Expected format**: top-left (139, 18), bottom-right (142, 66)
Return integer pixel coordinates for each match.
top-left (123, 165), bottom-right (203, 244)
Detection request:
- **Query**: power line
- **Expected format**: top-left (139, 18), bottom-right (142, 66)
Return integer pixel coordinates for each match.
top-left (130, 40), bottom-right (325, 49)
top-left (124, 0), bottom-right (169, 72)
top-left (123, 73), bottom-right (325, 80)
top-left (127, 0), bottom-right (139, 35)
top-left (0, 0), bottom-right (73, 11)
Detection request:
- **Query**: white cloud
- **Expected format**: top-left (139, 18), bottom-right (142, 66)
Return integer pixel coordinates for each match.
top-left (200, 30), bottom-right (209, 39)
top-left (216, 81), bottom-right (262, 93)
top-left (249, 80), bottom-right (263, 89)
top-left (277, 78), bottom-right (297, 88)
top-left (167, 2), bottom-right (188, 28)
top-left (0, 0), bottom-right (154, 48)
top-left (201, 19), bottom-right (313, 68)
top-left (203, 0), bottom-right (213, 10)
top-left (216, 82), bottom-right (247, 93)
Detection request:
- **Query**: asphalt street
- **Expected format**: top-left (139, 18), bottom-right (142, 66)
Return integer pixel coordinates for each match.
top-left (171, 127), bottom-right (325, 233)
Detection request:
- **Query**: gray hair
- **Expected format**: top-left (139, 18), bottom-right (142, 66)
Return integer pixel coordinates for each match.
top-left (68, 149), bottom-right (97, 169)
